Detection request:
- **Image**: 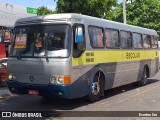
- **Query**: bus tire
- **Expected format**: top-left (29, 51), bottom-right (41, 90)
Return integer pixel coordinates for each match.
top-left (138, 66), bottom-right (148, 86)
top-left (86, 73), bottom-right (105, 102)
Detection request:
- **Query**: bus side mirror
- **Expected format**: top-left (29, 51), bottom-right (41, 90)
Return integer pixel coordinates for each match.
top-left (75, 26), bottom-right (83, 43)
top-left (73, 25), bottom-right (85, 58)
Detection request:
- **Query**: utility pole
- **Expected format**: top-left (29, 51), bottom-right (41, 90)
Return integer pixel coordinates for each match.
top-left (123, 0), bottom-right (126, 24)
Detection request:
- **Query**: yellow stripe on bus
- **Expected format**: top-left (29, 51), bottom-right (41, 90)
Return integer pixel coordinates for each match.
top-left (72, 50), bottom-right (158, 66)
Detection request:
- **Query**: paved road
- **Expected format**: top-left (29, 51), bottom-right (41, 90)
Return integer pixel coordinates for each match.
top-left (1, 72), bottom-right (160, 120)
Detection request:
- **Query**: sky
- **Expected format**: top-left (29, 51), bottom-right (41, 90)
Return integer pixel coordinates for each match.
top-left (0, 0), bottom-right (123, 11)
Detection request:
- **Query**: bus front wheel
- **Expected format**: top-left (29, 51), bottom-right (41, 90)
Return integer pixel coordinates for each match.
top-left (86, 73), bottom-right (105, 102)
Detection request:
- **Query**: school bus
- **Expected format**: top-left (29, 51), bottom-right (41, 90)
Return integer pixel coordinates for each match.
top-left (7, 13), bottom-right (159, 102)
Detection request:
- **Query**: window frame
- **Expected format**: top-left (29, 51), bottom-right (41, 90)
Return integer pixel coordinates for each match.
top-left (10, 23), bottom-right (72, 58)
top-left (142, 34), bottom-right (151, 49)
top-left (88, 25), bottom-right (105, 49)
top-left (104, 28), bottom-right (120, 49)
top-left (120, 30), bottom-right (133, 49)
top-left (151, 35), bottom-right (158, 49)
top-left (132, 32), bottom-right (143, 49)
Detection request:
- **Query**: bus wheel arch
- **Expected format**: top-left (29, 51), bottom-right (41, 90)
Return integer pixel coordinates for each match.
top-left (86, 71), bottom-right (105, 102)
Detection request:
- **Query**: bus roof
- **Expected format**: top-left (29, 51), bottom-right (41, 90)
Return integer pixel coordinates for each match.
top-left (15, 13), bottom-right (158, 37)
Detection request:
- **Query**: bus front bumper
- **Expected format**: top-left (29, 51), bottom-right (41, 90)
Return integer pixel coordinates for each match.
top-left (7, 80), bottom-right (72, 99)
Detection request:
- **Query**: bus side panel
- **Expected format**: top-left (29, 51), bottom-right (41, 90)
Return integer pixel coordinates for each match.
top-left (72, 59), bottom-right (155, 92)
top-left (107, 61), bottom-right (140, 88)
top-left (70, 59), bottom-right (158, 98)
top-left (150, 57), bottom-right (159, 77)
top-left (72, 61), bottom-right (140, 93)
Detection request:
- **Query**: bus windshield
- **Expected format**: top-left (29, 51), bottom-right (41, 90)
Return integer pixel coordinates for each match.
top-left (10, 24), bottom-right (71, 58)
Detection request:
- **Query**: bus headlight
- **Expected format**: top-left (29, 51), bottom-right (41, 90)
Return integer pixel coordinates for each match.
top-left (57, 77), bottom-right (64, 84)
top-left (8, 74), bottom-right (16, 80)
top-left (50, 75), bottom-right (71, 85)
top-left (50, 76), bottom-right (56, 83)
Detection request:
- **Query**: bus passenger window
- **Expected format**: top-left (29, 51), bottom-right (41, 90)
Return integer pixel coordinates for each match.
top-left (151, 36), bottom-right (158, 48)
top-left (143, 35), bottom-right (151, 48)
top-left (132, 33), bottom-right (143, 48)
top-left (105, 29), bottom-right (119, 48)
top-left (88, 26), bottom-right (104, 48)
top-left (120, 31), bottom-right (132, 48)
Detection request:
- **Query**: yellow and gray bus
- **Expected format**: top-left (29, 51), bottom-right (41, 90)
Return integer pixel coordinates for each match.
top-left (7, 13), bottom-right (159, 102)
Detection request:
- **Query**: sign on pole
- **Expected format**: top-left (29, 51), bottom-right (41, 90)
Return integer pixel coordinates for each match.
top-left (26, 7), bottom-right (37, 14)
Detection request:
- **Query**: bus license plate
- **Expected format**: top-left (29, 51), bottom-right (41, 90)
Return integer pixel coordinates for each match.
top-left (28, 90), bottom-right (39, 95)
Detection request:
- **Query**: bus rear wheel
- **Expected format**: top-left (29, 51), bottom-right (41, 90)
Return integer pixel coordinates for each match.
top-left (138, 67), bottom-right (148, 86)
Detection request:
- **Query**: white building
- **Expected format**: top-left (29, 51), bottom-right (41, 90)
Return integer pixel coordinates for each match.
top-left (0, 2), bottom-right (37, 58)
top-left (0, 1), bottom-right (37, 27)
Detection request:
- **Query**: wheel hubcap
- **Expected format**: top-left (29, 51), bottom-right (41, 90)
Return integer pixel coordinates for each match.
top-left (91, 82), bottom-right (100, 95)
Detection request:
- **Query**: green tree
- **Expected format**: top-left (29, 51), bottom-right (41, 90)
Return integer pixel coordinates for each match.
top-left (37, 6), bottom-right (56, 15)
top-left (111, 3), bottom-right (123, 22)
top-left (56, 0), bottom-right (117, 18)
top-left (112, 0), bottom-right (160, 36)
